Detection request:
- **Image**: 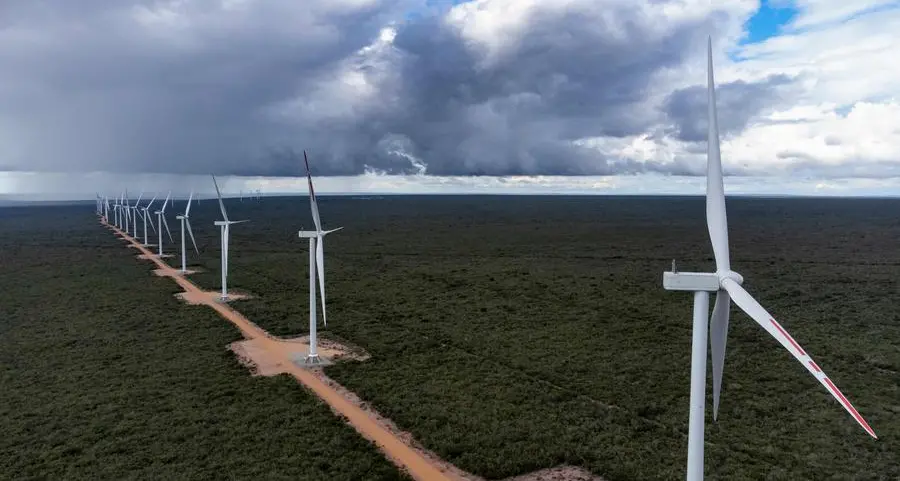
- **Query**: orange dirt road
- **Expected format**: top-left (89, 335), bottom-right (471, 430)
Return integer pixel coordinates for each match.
top-left (104, 220), bottom-right (466, 481)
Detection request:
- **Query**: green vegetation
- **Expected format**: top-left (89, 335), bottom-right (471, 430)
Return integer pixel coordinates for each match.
top-left (178, 195), bottom-right (899, 480)
top-left (0, 206), bottom-right (406, 481)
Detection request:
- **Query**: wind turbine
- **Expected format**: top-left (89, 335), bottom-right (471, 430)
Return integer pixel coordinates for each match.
top-left (123, 191), bottom-right (131, 234)
top-left (113, 195), bottom-right (119, 228)
top-left (212, 176), bottom-right (248, 301)
top-left (131, 192), bottom-right (144, 239)
top-left (298, 151), bottom-right (343, 365)
top-left (175, 192), bottom-right (200, 274)
top-left (662, 38), bottom-right (876, 481)
top-left (141, 195), bottom-right (157, 246)
top-left (155, 192), bottom-right (174, 256)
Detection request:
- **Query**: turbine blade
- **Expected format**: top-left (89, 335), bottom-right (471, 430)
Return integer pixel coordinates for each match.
top-left (135, 191), bottom-right (144, 206)
top-left (162, 192), bottom-right (171, 212)
top-left (721, 278), bottom-right (877, 438)
top-left (186, 191), bottom-right (194, 215)
top-left (229, 219), bottom-right (250, 225)
top-left (147, 194), bottom-right (157, 209)
top-left (212, 175), bottom-right (229, 222)
top-left (148, 213), bottom-right (157, 233)
top-left (710, 290), bottom-right (731, 421)
top-left (186, 219), bottom-right (199, 255)
top-left (303, 150), bottom-right (323, 232)
top-left (162, 216), bottom-right (173, 243)
top-left (706, 36), bottom-right (730, 273)
top-left (316, 236), bottom-right (327, 326)
top-left (323, 226), bottom-right (344, 235)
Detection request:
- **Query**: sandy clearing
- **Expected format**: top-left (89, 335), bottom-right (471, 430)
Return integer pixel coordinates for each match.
top-left (153, 267), bottom-right (199, 277)
top-left (176, 290), bottom-right (252, 305)
top-left (501, 466), bottom-right (606, 481)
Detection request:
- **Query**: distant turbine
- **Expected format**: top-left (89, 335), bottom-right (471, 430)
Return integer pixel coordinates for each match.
top-left (212, 176), bottom-right (248, 301)
top-left (298, 151), bottom-right (343, 365)
top-left (175, 192), bottom-right (200, 274)
top-left (131, 192), bottom-right (144, 239)
top-left (123, 190), bottom-right (131, 234)
top-left (663, 37), bottom-right (876, 481)
top-left (141, 195), bottom-right (158, 246)
top-left (155, 192), bottom-right (174, 256)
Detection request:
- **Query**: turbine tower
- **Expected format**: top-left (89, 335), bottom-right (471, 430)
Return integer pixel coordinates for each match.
top-left (155, 192), bottom-right (173, 256)
top-left (175, 192), bottom-right (200, 274)
top-left (131, 192), bottom-right (143, 239)
top-left (141, 195), bottom-right (157, 246)
top-left (662, 38), bottom-right (876, 481)
top-left (212, 176), bottom-right (248, 301)
top-left (298, 151), bottom-right (343, 365)
top-left (123, 191), bottom-right (130, 234)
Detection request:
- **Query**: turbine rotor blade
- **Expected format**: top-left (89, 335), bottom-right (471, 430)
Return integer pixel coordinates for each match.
top-left (316, 235), bottom-right (327, 326)
top-left (162, 216), bottom-right (173, 243)
top-left (186, 191), bottom-right (194, 215)
top-left (304, 150), bottom-right (323, 232)
top-left (212, 175), bottom-right (229, 222)
top-left (710, 290), bottom-right (731, 421)
top-left (185, 219), bottom-right (199, 255)
top-left (721, 278), bottom-right (877, 439)
top-left (706, 36), bottom-right (730, 273)
top-left (147, 213), bottom-right (157, 233)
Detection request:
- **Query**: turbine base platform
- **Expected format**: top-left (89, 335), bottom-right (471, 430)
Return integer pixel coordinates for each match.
top-left (175, 291), bottom-right (251, 305)
top-left (291, 353), bottom-right (333, 368)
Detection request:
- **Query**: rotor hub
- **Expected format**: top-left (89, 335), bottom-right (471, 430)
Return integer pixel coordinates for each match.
top-left (718, 270), bottom-right (744, 286)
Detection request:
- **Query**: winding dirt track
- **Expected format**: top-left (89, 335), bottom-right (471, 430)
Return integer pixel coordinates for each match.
top-left (104, 220), bottom-right (466, 481)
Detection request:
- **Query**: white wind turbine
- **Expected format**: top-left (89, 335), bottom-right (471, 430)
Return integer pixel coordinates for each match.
top-left (123, 191), bottom-right (131, 234)
top-left (113, 195), bottom-right (120, 228)
top-left (155, 192), bottom-right (174, 256)
top-left (141, 195), bottom-right (157, 246)
top-left (131, 192), bottom-right (143, 239)
top-left (663, 38), bottom-right (876, 481)
top-left (175, 192), bottom-right (200, 274)
top-left (298, 151), bottom-right (343, 365)
top-left (212, 176), bottom-right (248, 301)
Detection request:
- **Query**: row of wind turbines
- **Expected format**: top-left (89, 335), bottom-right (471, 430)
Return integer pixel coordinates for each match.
top-left (92, 39), bottom-right (876, 481)
top-left (96, 154), bottom-right (337, 366)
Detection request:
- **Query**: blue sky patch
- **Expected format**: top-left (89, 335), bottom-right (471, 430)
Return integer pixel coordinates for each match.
top-left (740, 0), bottom-right (798, 45)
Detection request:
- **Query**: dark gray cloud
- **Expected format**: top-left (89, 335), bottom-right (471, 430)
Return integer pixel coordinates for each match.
top-left (663, 74), bottom-right (795, 142)
top-left (0, 0), bottom-right (774, 177)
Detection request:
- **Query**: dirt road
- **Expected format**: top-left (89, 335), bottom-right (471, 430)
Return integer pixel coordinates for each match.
top-left (105, 221), bottom-right (468, 481)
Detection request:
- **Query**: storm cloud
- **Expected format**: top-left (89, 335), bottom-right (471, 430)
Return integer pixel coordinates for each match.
top-left (0, 0), bottom-right (806, 177)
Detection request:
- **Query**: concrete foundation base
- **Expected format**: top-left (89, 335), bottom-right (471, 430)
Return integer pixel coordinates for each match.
top-left (291, 353), bottom-right (333, 368)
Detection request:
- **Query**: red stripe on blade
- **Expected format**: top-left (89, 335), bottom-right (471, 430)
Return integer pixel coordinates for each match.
top-left (823, 377), bottom-right (877, 438)
top-left (808, 361), bottom-right (822, 373)
top-left (769, 318), bottom-right (806, 356)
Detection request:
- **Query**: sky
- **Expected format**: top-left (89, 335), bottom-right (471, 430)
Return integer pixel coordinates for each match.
top-left (1, 0), bottom-right (899, 198)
